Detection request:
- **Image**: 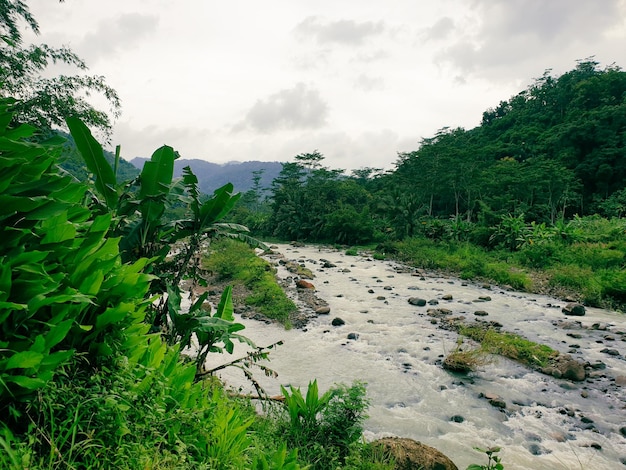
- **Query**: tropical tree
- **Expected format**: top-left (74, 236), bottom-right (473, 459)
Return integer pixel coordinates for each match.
top-left (0, 0), bottom-right (120, 134)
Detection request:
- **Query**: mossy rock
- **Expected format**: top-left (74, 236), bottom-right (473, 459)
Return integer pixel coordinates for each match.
top-left (372, 437), bottom-right (458, 470)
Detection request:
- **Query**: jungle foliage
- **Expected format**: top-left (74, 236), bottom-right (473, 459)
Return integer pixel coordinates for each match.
top-left (239, 59), bottom-right (626, 309)
top-left (0, 97), bottom-right (393, 469)
top-left (258, 60), bottom-right (625, 247)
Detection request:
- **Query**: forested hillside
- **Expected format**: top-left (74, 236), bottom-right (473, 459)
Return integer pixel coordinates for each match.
top-left (248, 60), bottom-right (625, 245)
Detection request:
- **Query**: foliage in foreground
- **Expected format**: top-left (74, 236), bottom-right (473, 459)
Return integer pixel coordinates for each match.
top-left (0, 97), bottom-right (397, 469)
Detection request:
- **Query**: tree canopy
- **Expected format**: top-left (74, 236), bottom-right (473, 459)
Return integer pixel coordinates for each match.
top-left (0, 0), bottom-right (120, 134)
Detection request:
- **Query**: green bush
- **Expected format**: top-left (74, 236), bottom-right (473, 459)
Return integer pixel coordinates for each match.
top-left (280, 380), bottom-right (370, 469)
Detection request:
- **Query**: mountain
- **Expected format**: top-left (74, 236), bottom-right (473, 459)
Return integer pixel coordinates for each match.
top-left (129, 158), bottom-right (283, 194)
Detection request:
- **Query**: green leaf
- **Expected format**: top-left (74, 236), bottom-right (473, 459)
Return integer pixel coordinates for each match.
top-left (66, 117), bottom-right (118, 209)
top-left (139, 145), bottom-right (175, 198)
top-left (95, 302), bottom-right (134, 329)
top-left (5, 351), bottom-right (44, 370)
top-left (78, 269), bottom-right (104, 296)
top-left (40, 350), bottom-right (73, 369)
top-left (2, 375), bottom-right (46, 390)
top-left (198, 183), bottom-right (241, 228)
top-left (44, 319), bottom-right (74, 349)
top-left (215, 286), bottom-right (234, 321)
top-left (40, 212), bottom-right (77, 244)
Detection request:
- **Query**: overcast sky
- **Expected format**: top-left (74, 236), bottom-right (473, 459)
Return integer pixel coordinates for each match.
top-left (27, 0), bottom-right (626, 172)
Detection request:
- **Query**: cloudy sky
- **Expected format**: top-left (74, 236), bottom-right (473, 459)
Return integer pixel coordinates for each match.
top-left (27, 0), bottom-right (626, 171)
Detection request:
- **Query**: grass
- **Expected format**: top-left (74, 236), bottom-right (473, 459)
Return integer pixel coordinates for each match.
top-left (458, 325), bottom-right (557, 369)
top-left (443, 342), bottom-right (491, 373)
top-left (394, 238), bottom-right (533, 291)
top-left (203, 238), bottom-right (297, 327)
top-left (392, 231), bottom-right (626, 310)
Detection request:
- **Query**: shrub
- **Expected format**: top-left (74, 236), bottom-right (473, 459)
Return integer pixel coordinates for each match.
top-left (280, 380), bottom-right (370, 469)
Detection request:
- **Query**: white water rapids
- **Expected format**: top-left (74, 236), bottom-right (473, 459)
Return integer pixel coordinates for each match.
top-left (201, 243), bottom-right (626, 469)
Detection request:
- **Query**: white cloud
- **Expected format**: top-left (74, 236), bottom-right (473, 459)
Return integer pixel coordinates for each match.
top-left (294, 16), bottom-right (385, 46)
top-left (236, 83), bottom-right (329, 133)
top-left (438, 0), bottom-right (626, 81)
top-left (78, 13), bottom-right (158, 63)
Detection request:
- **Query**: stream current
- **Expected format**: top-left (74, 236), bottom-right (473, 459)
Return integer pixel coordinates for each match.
top-left (202, 243), bottom-right (626, 469)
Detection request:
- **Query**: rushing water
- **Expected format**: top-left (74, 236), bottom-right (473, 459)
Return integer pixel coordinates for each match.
top-left (202, 243), bottom-right (626, 469)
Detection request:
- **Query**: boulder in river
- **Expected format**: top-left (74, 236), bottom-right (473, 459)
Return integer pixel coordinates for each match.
top-left (296, 279), bottom-right (315, 289)
top-left (562, 302), bottom-right (586, 316)
top-left (331, 317), bottom-right (345, 326)
top-left (546, 354), bottom-right (587, 381)
top-left (315, 306), bottom-right (331, 315)
top-left (408, 297), bottom-right (427, 306)
top-left (372, 437), bottom-right (458, 470)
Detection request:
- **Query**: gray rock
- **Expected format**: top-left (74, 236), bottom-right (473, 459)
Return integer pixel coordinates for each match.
top-left (315, 306), bottom-right (331, 315)
top-left (408, 297), bottom-right (427, 306)
top-left (601, 348), bottom-right (620, 356)
top-left (331, 317), bottom-right (345, 326)
top-left (562, 302), bottom-right (586, 316)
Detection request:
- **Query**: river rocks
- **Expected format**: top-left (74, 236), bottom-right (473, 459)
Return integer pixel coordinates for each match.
top-left (474, 310), bottom-right (489, 316)
top-left (408, 297), bottom-right (427, 306)
top-left (601, 348), bottom-right (621, 356)
top-left (543, 354), bottom-right (586, 381)
top-left (347, 332), bottom-right (359, 340)
top-left (372, 437), bottom-right (458, 470)
top-left (450, 415), bottom-right (465, 423)
top-left (482, 392), bottom-right (506, 409)
top-left (315, 306), bottom-right (331, 315)
top-left (331, 317), bottom-right (345, 326)
top-left (296, 279), bottom-right (315, 289)
top-left (562, 302), bottom-right (586, 316)
top-left (441, 294), bottom-right (453, 301)
top-left (426, 308), bottom-right (452, 318)
top-left (489, 398), bottom-right (506, 409)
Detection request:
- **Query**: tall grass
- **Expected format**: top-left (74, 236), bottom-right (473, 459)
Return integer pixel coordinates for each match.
top-left (204, 239), bottom-right (297, 327)
top-left (394, 238), bottom-right (532, 291)
top-left (392, 216), bottom-right (626, 310)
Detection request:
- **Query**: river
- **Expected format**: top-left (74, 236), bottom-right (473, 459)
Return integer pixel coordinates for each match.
top-left (202, 243), bottom-right (626, 469)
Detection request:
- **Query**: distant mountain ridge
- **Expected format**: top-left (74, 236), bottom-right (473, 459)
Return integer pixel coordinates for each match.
top-left (129, 158), bottom-right (283, 194)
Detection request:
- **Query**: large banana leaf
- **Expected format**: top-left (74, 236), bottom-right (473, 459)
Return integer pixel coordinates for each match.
top-left (66, 117), bottom-right (118, 210)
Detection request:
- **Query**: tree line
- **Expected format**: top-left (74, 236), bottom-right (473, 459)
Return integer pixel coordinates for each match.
top-left (231, 59), bottom-right (626, 247)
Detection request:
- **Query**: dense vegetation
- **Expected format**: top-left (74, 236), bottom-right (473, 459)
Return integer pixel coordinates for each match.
top-left (1, 1), bottom-right (624, 468)
top-left (0, 3), bottom-right (395, 468)
top-left (0, 98), bottom-right (397, 469)
top-left (231, 59), bottom-right (626, 310)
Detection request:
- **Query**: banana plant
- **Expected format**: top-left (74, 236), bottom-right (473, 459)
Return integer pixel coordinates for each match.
top-left (281, 380), bottom-right (334, 431)
top-left (65, 117), bottom-right (256, 365)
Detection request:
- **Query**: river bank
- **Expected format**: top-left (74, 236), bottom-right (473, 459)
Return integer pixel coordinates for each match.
top-left (201, 242), bottom-right (626, 469)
